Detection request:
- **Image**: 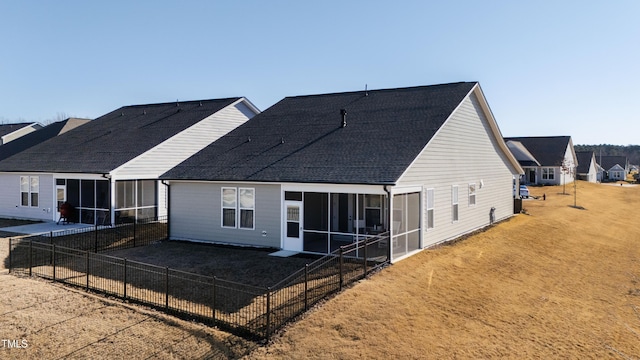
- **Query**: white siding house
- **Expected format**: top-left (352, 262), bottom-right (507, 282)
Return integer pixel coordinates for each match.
top-left (505, 136), bottom-right (577, 186)
top-left (161, 82), bottom-right (523, 263)
top-left (0, 98), bottom-right (259, 225)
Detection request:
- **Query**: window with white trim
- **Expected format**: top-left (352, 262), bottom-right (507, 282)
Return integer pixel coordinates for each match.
top-left (20, 176), bottom-right (39, 207)
top-left (426, 188), bottom-right (435, 230)
top-left (221, 187), bottom-right (255, 229)
top-left (239, 188), bottom-right (255, 229)
top-left (222, 187), bottom-right (237, 228)
top-left (452, 185), bottom-right (459, 222)
top-left (468, 183), bottom-right (476, 206)
top-left (542, 168), bottom-right (555, 180)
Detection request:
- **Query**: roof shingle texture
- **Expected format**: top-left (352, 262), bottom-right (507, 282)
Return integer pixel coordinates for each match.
top-left (0, 118), bottom-right (90, 162)
top-left (162, 82), bottom-right (477, 185)
top-left (0, 99), bottom-right (240, 173)
top-left (575, 151), bottom-right (594, 173)
top-left (598, 155), bottom-right (627, 170)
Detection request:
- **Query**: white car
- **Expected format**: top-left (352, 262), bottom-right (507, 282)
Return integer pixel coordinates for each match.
top-left (519, 185), bottom-right (530, 198)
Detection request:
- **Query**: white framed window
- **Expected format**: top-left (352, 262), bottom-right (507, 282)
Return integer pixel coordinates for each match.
top-left (221, 187), bottom-right (237, 228)
top-left (542, 168), bottom-right (555, 180)
top-left (239, 188), bottom-right (255, 229)
top-left (468, 183), bottom-right (476, 206)
top-left (451, 185), bottom-right (459, 222)
top-left (20, 176), bottom-right (39, 207)
top-left (221, 187), bottom-right (255, 229)
top-left (426, 188), bottom-right (434, 230)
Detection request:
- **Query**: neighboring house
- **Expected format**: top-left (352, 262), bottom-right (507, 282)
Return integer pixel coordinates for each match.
top-left (597, 155), bottom-right (629, 181)
top-left (596, 163), bottom-right (606, 182)
top-left (505, 136), bottom-right (577, 186)
top-left (161, 82), bottom-right (523, 263)
top-left (575, 151), bottom-right (598, 183)
top-left (0, 118), bottom-right (90, 162)
top-left (0, 122), bottom-right (43, 145)
top-left (0, 98), bottom-right (259, 225)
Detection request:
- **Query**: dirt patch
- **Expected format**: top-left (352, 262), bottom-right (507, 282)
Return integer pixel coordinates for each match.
top-left (107, 241), bottom-right (318, 287)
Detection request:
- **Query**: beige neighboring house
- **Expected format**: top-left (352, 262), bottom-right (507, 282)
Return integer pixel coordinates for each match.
top-left (0, 122), bottom-right (42, 145)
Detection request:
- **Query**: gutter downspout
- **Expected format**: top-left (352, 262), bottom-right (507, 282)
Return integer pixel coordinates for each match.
top-left (384, 185), bottom-right (392, 263)
top-left (161, 180), bottom-right (170, 240)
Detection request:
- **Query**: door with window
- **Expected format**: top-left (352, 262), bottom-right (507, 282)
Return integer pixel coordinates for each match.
top-left (56, 184), bottom-right (66, 221)
top-left (283, 200), bottom-right (303, 251)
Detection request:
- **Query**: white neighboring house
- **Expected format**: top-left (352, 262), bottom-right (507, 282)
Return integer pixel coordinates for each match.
top-left (575, 151), bottom-right (598, 183)
top-left (0, 122), bottom-right (42, 145)
top-left (597, 155), bottom-right (629, 181)
top-left (505, 136), bottom-right (577, 186)
top-left (0, 98), bottom-right (259, 225)
top-left (161, 82), bottom-right (524, 263)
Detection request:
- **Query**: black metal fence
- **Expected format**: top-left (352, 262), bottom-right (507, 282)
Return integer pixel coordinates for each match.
top-left (24, 216), bottom-right (168, 253)
top-left (8, 231), bottom-right (389, 340)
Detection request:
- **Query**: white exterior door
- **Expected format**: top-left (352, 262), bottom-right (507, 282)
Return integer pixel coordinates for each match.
top-left (283, 200), bottom-right (303, 251)
top-left (56, 184), bottom-right (66, 221)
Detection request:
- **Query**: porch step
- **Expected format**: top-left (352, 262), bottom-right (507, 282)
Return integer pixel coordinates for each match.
top-left (269, 250), bottom-right (300, 258)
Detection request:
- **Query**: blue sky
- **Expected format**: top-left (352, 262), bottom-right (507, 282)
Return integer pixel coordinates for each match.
top-left (1, 1), bottom-right (638, 145)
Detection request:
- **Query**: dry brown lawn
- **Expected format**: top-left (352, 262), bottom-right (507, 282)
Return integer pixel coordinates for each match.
top-left (1, 181), bottom-right (639, 359)
top-left (248, 182), bottom-right (640, 359)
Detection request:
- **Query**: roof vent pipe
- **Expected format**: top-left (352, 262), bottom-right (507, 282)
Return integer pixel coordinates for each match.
top-left (340, 109), bottom-right (347, 128)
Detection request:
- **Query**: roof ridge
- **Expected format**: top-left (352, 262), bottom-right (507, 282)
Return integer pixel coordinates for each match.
top-left (282, 82), bottom-right (477, 100)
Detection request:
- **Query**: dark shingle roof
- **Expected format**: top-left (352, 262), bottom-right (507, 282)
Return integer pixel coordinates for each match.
top-left (0, 99), bottom-right (241, 173)
top-left (575, 151), bottom-right (594, 174)
top-left (503, 136), bottom-right (572, 167)
top-left (0, 122), bottom-right (38, 137)
top-left (598, 155), bottom-right (627, 171)
top-left (0, 118), bottom-right (90, 161)
top-left (162, 82), bottom-right (477, 184)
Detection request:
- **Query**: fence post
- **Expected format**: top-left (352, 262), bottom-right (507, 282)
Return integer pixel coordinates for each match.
top-left (212, 276), bottom-right (217, 324)
top-left (52, 244), bottom-right (56, 281)
top-left (50, 232), bottom-right (53, 264)
top-left (94, 224), bottom-right (98, 253)
top-left (304, 264), bottom-right (309, 311)
top-left (363, 237), bottom-right (368, 278)
top-left (29, 239), bottom-right (32, 277)
top-left (266, 287), bottom-right (271, 341)
top-left (165, 267), bottom-right (169, 310)
top-left (123, 258), bottom-right (127, 300)
top-left (339, 247), bottom-right (344, 291)
top-left (86, 250), bottom-right (90, 290)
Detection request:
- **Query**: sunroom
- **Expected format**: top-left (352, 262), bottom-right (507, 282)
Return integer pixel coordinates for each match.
top-left (281, 187), bottom-right (422, 261)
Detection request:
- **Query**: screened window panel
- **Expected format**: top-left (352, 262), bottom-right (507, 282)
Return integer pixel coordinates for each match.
top-left (31, 193), bottom-right (38, 207)
top-left (138, 180), bottom-right (156, 207)
top-left (67, 179), bottom-right (80, 208)
top-left (21, 193), bottom-right (28, 207)
top-left (407, 192), bottom-right (420, 231)
top-left (81, 180), bottom-right (95, 208)
top-left (95, 180), bottom-right (110, 209)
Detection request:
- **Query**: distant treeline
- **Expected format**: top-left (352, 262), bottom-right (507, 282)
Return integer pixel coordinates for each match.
top-left (575, 144), bottom-right (640, 166)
